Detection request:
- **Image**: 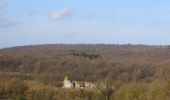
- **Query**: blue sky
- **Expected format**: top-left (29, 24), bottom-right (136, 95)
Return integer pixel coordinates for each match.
top-left (0, 0), bottom-right (170, 48)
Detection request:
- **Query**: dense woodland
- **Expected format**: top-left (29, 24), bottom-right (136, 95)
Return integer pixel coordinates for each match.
top-left (1, 44), bottom-right (170, 100)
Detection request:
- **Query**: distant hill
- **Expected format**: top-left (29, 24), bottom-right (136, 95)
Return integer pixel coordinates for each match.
top-left (1, 44), bottom-right (169, 52)
top-left (0, 44), bottom-right (170, 82)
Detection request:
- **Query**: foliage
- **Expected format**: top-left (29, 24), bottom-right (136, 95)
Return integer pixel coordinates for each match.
top-left (3, 78), bottom-right (28, 100)
top-left (114, 82), bottom-right (147, 100)
top-left (0, 44), bottom-right (170, 99)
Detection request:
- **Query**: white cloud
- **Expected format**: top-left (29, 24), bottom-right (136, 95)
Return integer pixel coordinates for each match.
top-left (50, 9), bottom-right (75, 22)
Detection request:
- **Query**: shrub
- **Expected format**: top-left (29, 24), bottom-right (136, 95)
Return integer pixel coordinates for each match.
top-left (4, 78), bottom-right (28, 100)
top-left (113, 82), bottom-right (147, 100)
top-left (143, 81), bottom-right (170, 100)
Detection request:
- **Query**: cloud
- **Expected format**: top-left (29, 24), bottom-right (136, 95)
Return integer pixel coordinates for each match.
top-left (0, 18), bottom-right (22, 28)
top-left (49, 9), bottom-right (75, 22)
top-left (0, 2), bottom-right (7, 10)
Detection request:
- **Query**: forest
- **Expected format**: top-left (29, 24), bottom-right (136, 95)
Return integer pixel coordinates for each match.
top-left (0, 44), bottom-right (170, 100)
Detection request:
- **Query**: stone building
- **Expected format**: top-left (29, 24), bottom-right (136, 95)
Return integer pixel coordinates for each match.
top-left (62, 76), bottom-right (96, 89)
top-left (62, 76), bottom-right (73, 88)
top-left (84, 82), bottom-right (96, 89)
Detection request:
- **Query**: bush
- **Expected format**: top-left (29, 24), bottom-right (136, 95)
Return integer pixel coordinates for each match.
top-left (143, 81), bottom-right (170, 100)
top-left (0, 83), bottom-right (5, 99)
top-left (113, 82), bottom-right (147, 100)
top-left (155, 62), bottom-right (170, 81)
top-left (26, 81), bottom-right (58, 100)
top-left (4, 78), bottom-right (28, 100)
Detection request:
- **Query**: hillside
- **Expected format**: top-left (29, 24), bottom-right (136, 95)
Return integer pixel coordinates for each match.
top-left (0, 44), bottom-right (170, 81)
top-left (1, 44), bottom-right (170, 100)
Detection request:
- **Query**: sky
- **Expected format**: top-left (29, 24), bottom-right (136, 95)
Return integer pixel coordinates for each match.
top-left (0, 0), bottom-right (170, 48)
